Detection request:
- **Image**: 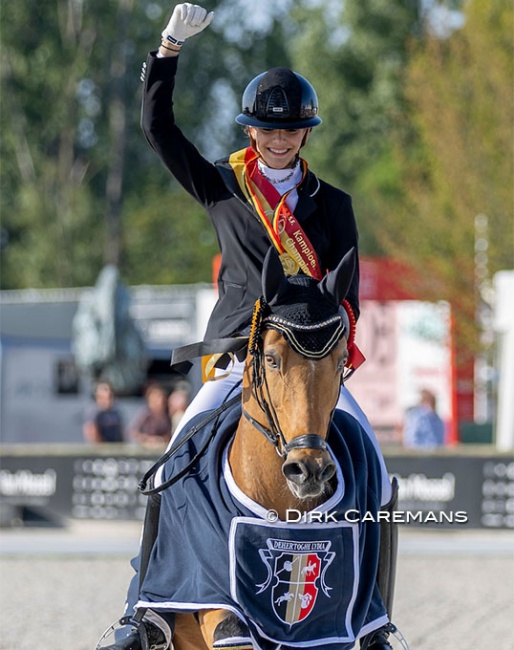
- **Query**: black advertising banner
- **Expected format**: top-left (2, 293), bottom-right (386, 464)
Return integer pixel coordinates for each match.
top-left (0, 452), bottom-right (156, 522)
top-left (386, 456), bottom-right (514, 529)
top-left (1, 449), bottom-right (513, 529)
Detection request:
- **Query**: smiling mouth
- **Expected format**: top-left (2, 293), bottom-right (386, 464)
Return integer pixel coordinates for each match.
top-left (268, 148), bottom-right (289, 155)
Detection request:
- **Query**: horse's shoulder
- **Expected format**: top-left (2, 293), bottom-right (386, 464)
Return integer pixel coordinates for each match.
top-left (331, 410), bottom-right (380, 466)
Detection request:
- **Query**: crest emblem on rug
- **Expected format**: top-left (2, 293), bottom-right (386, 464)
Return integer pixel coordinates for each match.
top-left (257, 538), bottom-right (335, 625)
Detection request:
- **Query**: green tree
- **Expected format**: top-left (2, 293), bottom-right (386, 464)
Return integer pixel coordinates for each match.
top-left (1, 1), bottom-right (104, 287)
top-left (122, 187), bottom-right (218, 284)
top-left (286, 0), bottom-right (424, 253)
top-left (0, 0), bottom-right (297, 289)
top-left (375, 0), bottom-right (513, 352)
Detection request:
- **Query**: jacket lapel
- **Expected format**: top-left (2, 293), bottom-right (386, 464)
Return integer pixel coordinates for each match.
top-left (294, 171), bottom-right (319, 222)
top-left (216, 159), bottom-right (247, 201)
top-left (216, 157), bottom-right (319, 223)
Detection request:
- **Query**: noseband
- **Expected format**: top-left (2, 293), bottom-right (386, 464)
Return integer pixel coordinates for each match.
top-left (243, 408), bottom-right (328, 458)
top-left (242, 353), bottom-right (329, 458)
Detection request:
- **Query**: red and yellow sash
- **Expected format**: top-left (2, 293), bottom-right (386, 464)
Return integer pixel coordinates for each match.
top-left (228, 147), bottom-right (323, 279)
top-left (228, 147), bottom-right (365, 371)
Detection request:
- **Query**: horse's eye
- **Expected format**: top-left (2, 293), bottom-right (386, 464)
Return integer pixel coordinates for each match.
top-left (265, 354), bottom-right (279, 369)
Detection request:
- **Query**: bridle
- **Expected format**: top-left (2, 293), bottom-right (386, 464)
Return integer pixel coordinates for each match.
top-left (242, 323), bottom-right (339, 458)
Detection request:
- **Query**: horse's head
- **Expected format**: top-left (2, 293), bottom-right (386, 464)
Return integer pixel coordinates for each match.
top-left (242, 248), bottom-right (356, 501)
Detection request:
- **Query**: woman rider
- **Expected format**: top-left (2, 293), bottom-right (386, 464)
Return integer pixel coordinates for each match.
top-left (105, 4), bottom-right (398, 650)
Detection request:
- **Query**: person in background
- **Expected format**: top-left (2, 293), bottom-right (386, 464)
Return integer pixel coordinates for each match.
top-left (130, 383), bottom-right (172, 447)
top-left (403, 388), bottom-right (445, 449)
top-left (83, 382), bottom-right (124, 444)
top-left (167, 384), bottom-right (190, 435)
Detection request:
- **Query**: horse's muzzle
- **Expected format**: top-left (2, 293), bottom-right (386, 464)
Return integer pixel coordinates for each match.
top-left (282, 447), bottom-right (336, 499)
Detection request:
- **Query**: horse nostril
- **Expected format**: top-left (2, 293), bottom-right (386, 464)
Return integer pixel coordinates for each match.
top-left (282, 461), bottom-right (308, 484)
top-left (283, 457), bottom-right (336, 486)
top-left (318, 461), bottom-right (336, 483)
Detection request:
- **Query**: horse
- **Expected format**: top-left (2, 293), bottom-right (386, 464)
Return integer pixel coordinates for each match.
top-left (100, 247), bottom-right (391, 650)
top-left (191, 250), bottom-right (354, 647)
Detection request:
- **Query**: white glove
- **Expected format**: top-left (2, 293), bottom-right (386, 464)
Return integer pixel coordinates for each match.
top-left (162, 4), bottom-right (214, 47)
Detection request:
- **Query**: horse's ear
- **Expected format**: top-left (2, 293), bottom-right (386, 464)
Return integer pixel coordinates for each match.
top-left (318, 247), bottom-right (356, 305)
top-left (262, 247), bottom-right (289, 305)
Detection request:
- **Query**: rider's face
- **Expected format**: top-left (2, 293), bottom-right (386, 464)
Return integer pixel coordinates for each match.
top-left (248, 127), bottom-right (310, 169)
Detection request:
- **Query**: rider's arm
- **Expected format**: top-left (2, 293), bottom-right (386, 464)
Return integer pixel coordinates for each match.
top-left (141, 4), bottom-right (223, 207)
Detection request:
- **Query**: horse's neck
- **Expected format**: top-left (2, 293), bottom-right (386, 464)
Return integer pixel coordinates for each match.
top-left (229, 420), bottom-right (323, 520)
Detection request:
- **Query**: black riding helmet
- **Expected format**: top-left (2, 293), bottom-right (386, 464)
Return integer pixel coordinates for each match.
top-left (235, 67), bottom-right (322, 130)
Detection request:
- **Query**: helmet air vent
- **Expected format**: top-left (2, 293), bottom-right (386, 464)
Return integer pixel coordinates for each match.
top-left (266, 87), bottom-right (291, 117)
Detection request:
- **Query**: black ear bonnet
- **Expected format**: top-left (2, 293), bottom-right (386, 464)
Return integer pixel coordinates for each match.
top-left (263, 274), bottom-right (349, 359)
top-left (248, 248), bottom-right (356, 359)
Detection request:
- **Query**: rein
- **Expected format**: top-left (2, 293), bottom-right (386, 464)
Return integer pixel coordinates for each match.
top-left (138, 383), bottom-right (242, 496)
top-left (242, 406), bottom-right (328, 455)
top-left (242, 336), bottom-right (332, 458)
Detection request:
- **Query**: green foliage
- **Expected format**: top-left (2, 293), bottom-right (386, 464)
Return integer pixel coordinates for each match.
top-left (374, 0), bottom-right (514, 352)
top-left (1, 0), bottom-right (131, 287)
top-left (122, 188), bottom-right (218, 284)
top-left (284, 0), bottom-right (423, 254)
top-left (1, 0), bottom-right (510, 342)
top-left (0, 0), bottom-right (294, 288)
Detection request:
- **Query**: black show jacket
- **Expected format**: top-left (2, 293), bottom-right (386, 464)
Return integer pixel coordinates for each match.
top-left (141, 53), bottom-right (360, 341)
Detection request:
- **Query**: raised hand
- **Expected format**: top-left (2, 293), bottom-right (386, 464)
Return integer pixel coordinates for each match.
top-left (162, 3), bottom-right (214, 48)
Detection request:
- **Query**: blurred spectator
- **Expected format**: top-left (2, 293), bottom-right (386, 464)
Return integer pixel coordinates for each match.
top-left (168, 384), bottom-right (190, 435)
top-left (403, 389), bottom-right (445, 449)
top-left (83, 382), bottom-right (124, 444)
top-left (130, 383), bottom-right (172, 447)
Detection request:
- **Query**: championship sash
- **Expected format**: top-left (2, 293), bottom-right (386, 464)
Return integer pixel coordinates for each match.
top-left (228, 147), bottom-right (365, 371)
top-left (228, 147), bottom-right (322, 278)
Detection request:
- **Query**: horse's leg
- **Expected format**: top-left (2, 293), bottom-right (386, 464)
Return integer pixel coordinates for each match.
top-left (198, 609), bottom-right (253, 650)
top-left (197, 609), bottom-right (231, 646)
top-left (172, 613), bottom-right (209, 650)
top-left (173, 610), bottom-right (240, 650)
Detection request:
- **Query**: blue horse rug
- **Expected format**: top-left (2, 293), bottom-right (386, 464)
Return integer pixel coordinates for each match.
top-left (136, 401), bottom-right (388, 649)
